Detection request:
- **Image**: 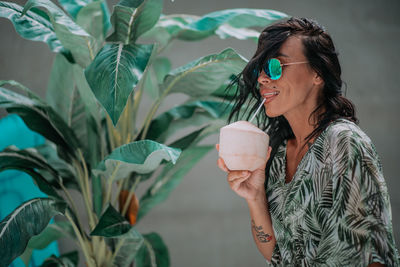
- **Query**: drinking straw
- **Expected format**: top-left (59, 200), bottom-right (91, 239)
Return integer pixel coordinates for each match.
top-left (249, 98), bottom-right (266, 123)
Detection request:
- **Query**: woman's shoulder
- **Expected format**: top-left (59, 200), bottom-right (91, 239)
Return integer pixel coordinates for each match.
top-left (322, 118), bottom-right (380, 161)
top-left (323, 118), bottom-right (372, 146)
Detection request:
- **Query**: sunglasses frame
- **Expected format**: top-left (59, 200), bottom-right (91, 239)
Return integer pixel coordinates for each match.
top-left (261, 58), bottom-right (309, 80)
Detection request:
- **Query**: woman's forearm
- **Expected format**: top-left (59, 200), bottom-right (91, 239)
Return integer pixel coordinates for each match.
top-left (247, 193), bottom-right (276, 261)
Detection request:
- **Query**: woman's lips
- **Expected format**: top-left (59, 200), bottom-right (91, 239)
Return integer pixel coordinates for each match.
top-left (262, 92), bottom-right (279, 104)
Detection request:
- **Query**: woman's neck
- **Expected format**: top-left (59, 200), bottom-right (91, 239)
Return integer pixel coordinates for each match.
top-left (284, 106), bottom-right (321, 151)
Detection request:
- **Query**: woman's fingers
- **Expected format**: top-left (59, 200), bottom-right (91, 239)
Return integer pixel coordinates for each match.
top-left (230, 175), bottom-right (249, 191)
top-left (215, 144), bottom-right (219, 151)
top-left (227, 170), bottom-right (250, 182)
top-left (217, 158), bottom-right (230, 173)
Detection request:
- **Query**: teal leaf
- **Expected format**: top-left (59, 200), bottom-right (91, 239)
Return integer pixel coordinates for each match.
top-left (108, 228), bottom-right (144, 267)
top-left (84, 43), bottom-right (154, 125)
top-left (76, 1), bottom-right (105, 43)
top-left (106, 0), bottom-right (162, 44)
top-left (40, 251), bottom-right (79, 267)
top-left (144, 100), bottom-right (232, 143)
top-left (28, 221), bottom-right (75, 250)
top-left (153, 57), bottom-right (171, 84)
top-left (142, 66), bottom-right (160, 99)
top-left (22, 0), bottom-right (97, 68)
top-left (90, 204), bottom-right (131, 237)
top-left (210, 76), bottom-right (238, 99)
top-left (135, 232), bottom-right (169, 267)
top-left (0, 80), bottom-right (42, 101)
top-left (162, 48), bottom-right (247, 97)
top-left (137, 146), bottom-right (213, 221)
top-left (0, 198), bottom-right (67, 266)
top-left (57, 0), bottom-right (111, 36)
top-left (0, 2), bottom-right (70, 57)
top-left (0, 86), bottom-right (81, 161)
top-left (142, 9), bottom-right (288, 45)
top-left (46, 54), bottom-right (83, 127)
top-left (57, 0), bottom-right (91, 18)
top-left (167, 125), bottom-right (208, 150)
top-left (34, 142), bottom-right (79, 191)
top-left (93, 140), bottom-right (181, 180)
top-left (72, 65), bottom-right (102, 123)
top-left (0, 146), bottom-right (64, 199)
top-left (47, 58), bottom-right (90, 160)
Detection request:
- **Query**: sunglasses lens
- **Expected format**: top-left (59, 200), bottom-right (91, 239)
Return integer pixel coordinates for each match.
top-left (267, 58), bottom-right (282, 80)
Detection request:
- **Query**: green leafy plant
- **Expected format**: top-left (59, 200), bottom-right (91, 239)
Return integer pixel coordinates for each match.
top-left (0, 0), bottom-right (287, 266)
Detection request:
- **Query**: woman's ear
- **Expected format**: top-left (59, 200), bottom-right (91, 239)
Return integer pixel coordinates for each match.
top-left (313, 73), bottom-right (324, 86)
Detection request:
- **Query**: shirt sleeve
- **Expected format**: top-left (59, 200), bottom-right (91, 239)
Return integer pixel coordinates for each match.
top-left (317, 128), bottom-right (400, 266)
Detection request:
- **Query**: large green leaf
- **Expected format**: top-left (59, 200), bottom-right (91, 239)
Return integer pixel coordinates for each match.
top-left (0, 146), bottom-right (63, 199)
top-left (167, 125), bottom-right (208, 150)
top-left (135, 232), bottom-right (169, 267)
top-left (34, 142), bottom-right (79, 190)
top-left (0, 80), bottom-right (42, 101)
top-left (22, 0), bottom-right (97, 68)
top-left (144, 100), bottom-right (232, 143)
top-left (40, 251), bottom-right (79, 267)
top-left (48, 62), bottom-right (90, 161)
top-left (93, 140), bottom-right (181, 180)
top-left (84, 43), bottom-right (154, 125)
top-left (90, 204), bottom-right (131, 237)
top-left (161, 48), bottom-right (247, 97)
top-left (0, 86), bottom-right (81, 161)
top-left (108, 227), bottom-right (144, 267)
top-left (72, 65), bottom-right (102, 122)
top-left (57, 0), bottom-right (90, 18)
top-left (76, 1), bottom-right (105, 45)
top-left (137, 146), bottom-right (213, 221)
top-left (153, 57), bottom-right (171, 84)
top-left (0, 198), bottom-right (67, 266)
top-left (28, 221), bottom-right (75, 250)
top-left (106, 0), bottom-right (162, 44)
top-left (58, 0), bottom-right (111, 36)
top-left (0, 2), bottom-right (70, 58)
top-left (46, 54), bottom-right (73, 112)
top-left (142, 9), bottom-right (288, 45)
top-left (141, 57), bottom-right (171, 99)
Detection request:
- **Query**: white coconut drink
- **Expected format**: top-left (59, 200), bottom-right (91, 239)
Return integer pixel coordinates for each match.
top-left (218, 121), bottom-right (269, 171)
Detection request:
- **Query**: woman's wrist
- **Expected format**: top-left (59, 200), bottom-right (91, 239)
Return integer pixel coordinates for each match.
top-left (246, 191), bottom-right (268, 207)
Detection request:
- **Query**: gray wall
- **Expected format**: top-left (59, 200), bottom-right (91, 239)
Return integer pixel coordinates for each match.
top-left (1, 0), bottom-right (399, 266)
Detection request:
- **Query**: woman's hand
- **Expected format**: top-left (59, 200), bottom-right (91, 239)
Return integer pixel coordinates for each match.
top-left (216, 144), bottom-right (272, 202)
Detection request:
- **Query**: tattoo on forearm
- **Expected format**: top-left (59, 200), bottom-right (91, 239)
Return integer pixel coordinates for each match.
top-left (251, 220), bottom-right (273, 243)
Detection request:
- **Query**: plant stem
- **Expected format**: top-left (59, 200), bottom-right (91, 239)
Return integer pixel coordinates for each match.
top-left (66, 211), bottom-right (95, 267)
top-left (131, 81), bottom-right (144, 138)
top-left (104, 162), bottom-right (121, 206)
top-left (113, 180), bottom-right (124, 207)
top-left (73, 156), bottom-right (96, 230)
top-left (59, 182), bottom-right (86, 236)
top-left (106, 116), bottom-right (116, 151)
top-left (78, 149), bottom-right (96, 225)
top-left (122, 176), bottom-right (141, 217)
top-left (140, 98), bottom-right (161, 140)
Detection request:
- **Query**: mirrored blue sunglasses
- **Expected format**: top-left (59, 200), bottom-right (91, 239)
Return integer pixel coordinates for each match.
top-left (257, 58), bottom-right (309, 80)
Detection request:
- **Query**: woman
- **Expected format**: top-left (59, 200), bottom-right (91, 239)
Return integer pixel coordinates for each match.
top-left (216, 17), bottom-right (399, 266)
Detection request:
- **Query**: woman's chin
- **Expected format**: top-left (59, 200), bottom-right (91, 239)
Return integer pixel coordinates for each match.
top-left (265, 108), bottom-right (281, 118)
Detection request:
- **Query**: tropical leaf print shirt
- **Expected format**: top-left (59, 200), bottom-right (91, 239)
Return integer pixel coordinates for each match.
top-left (265, 119), bottom-right (399, 266)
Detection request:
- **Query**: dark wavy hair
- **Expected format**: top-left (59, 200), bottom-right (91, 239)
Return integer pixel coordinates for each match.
top-left (224, 17), bottom-right (358, 176)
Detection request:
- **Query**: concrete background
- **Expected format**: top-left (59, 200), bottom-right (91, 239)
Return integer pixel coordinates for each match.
top-left (1, 0), bottom-right (399, 266)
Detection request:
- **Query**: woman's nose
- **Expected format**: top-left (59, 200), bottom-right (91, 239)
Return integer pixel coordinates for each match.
top-left (257, 70), bottom-right (272, 86)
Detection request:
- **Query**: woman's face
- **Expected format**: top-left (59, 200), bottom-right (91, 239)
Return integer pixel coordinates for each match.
top-left (258, 36), bottom-right (323, 119)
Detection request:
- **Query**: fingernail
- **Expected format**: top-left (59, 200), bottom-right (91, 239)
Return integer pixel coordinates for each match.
top-left (242, 171), bottom-right (248, 175)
